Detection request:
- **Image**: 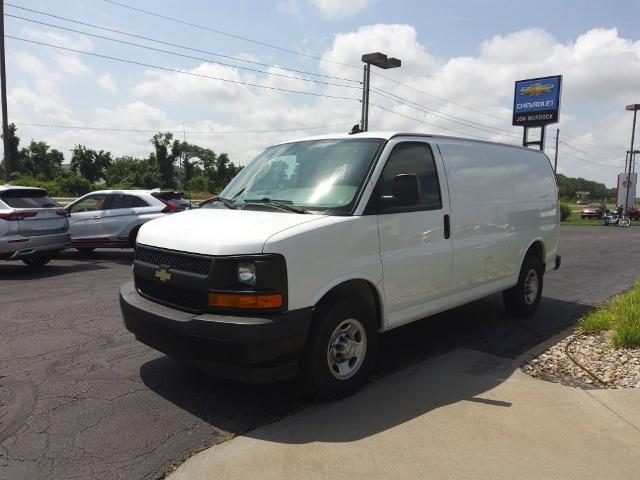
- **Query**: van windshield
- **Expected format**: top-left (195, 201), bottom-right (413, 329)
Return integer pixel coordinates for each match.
top-left (217, 138), bottom-right (384, 214)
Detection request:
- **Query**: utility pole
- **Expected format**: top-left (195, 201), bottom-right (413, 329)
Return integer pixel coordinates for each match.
top-left (1, 0), bottom-right (12, 184)
top-left (624, 104), bottom-right (640, 213)
top-left (553, 128), bottom-right (559, 173)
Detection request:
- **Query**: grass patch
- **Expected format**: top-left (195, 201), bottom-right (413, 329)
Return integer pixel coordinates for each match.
top-left (577, 281), bottom-right (640, 348)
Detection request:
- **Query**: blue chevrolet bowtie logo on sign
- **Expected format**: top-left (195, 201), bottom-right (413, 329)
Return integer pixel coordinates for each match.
top-left (512, 75), bottom-right (562, 127)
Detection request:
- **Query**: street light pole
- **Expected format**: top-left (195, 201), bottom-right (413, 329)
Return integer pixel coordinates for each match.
top-left (554, 128), bottom-right (559, 173)
top-left (624, 104), bottom-right (640, 212)
top-left (360, 52), bottom-right (401, 132)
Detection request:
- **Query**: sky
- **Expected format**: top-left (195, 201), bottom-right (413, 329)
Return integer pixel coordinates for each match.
top-left (3, 0), bottom-right (640, 186)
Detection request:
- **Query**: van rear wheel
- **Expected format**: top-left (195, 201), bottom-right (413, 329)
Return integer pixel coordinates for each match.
top-left (503, 255), bottom-right (544, 317)
top-left (301, 298), bottom-right (379, 400)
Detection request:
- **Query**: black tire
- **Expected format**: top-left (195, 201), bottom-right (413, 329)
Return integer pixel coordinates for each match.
top-left (128, 227), bottom-right (140, 248)
top-left (22, 253), bottom-right (53, 268)
top-left (301, 298), bottom-right (379, 400)
top-left (502, 255), bottom-right (544, 318)
top-left (76, 247), bottom-right (95, 253)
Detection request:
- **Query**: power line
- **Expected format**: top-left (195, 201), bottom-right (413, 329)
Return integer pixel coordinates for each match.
top-left (560, 129), bottom-right (622, 157)
top-left (6, 13), bottom-right (360, 90)
top-left (15, 122), bottom-right (354, 134)
top-left (5, 3), bottom-right (360, 84)
top-left (370, 70), bottom-right (510, 122)
top-left (370, 86), bottom-right (522, 140)
top-left (368, 102), bottom-right (492, 141)
top-left (549, 145), bottom-right (622, 168)
top-left (560, 140), bottom-right (620, 165)
top-left (104, 0), bottom-right (360, 70)
top-left (6, 35), bottom-right (361, 102)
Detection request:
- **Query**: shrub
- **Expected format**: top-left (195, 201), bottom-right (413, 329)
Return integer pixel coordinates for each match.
top-left (560, 204), bottom-right (571, 221)
top-left (55, 173), bottom-right (93, 197)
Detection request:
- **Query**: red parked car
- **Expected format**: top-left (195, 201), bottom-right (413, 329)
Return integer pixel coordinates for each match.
top-left (581, 203), bottom-right (606, 219)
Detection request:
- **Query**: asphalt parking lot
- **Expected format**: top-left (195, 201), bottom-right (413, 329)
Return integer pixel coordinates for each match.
top-left (1, 226), bottom-right (639, 480)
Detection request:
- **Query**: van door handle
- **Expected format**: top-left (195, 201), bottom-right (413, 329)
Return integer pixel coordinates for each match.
top-left (444, 214), bottom-right (451, 239)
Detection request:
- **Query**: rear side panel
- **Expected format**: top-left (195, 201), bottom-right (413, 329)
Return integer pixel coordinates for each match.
top-left (436, 140), bottom-right (558, 294)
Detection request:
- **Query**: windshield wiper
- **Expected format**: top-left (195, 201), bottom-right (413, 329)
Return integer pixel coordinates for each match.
top-left (243, 198), bottom-right (309, 214)
top-left (212, 197), bottom-right (237, 209)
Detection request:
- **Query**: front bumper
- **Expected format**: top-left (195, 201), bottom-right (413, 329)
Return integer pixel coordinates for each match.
top-left (0, 232), bottom-right (71, 260)
top-left (120, 281), bottom-right (312, 383)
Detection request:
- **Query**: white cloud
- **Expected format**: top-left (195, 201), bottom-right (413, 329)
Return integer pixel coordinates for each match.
top-left (278, 0), bottom-right (302, 16)
top-left (311, 0), bottom-right (374, 19)
top-left (6, 22), bottom-right (640, 187)
top-left (92, 102), bottom-right (170, 131)
top-left (97, 73), bottom-right (118, 93)
top-left (53, 54), bottom-right (91, 76)
top-left (21, 26), bottom-right (94, 51)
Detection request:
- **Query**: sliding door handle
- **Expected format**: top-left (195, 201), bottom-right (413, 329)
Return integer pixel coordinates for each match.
top-left (444, 214), bottom-right (451, 239)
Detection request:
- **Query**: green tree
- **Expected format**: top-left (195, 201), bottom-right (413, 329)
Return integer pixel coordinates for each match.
top-left (151, 132), bottom-right (175, 188)
top-left (70, 145), bottom-right (112, 182)
top-left (1, 123), bottom-right (21, 180)
top-left (20, 141), bottom-right (63, 180)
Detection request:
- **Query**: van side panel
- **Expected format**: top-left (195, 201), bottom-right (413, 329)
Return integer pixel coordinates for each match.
top-left (437, 140), bottom-right (558, 296)
top-left (437, 140), bottom-right (518, 293)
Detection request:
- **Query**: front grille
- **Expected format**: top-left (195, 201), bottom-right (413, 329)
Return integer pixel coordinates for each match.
top-left (136, 246), bottom-right (212, 275)
top-left (136, 276), bottom-right (206, 312)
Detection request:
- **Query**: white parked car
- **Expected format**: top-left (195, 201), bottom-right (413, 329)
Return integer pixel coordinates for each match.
top-left (0, 185), bottom-right (70, 267)
top-left (120, 132), bottom-right (560, 399)
top-left (65, 189), bottom-right (188, 251)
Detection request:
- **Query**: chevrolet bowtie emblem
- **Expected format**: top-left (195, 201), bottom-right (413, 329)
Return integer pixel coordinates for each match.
top-left (520, 83), bottom-right (554, 96)
top-left (154, 268), bottom-right (172, 282)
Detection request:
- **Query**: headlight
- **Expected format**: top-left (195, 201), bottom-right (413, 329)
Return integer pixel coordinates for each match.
top-left (237, 262), bottom-right (257, 287)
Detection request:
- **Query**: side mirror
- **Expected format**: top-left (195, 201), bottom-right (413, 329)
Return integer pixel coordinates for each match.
top-left (382, 174), bottom-right (420, 208)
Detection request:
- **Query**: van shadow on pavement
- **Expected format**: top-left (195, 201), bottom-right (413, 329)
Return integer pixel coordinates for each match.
top-left (139, 294), bottom-right (589, 439)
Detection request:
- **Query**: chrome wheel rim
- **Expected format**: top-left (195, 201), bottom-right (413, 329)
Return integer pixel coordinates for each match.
top-left (523, 269), bottom-right (539, 305)
top-left (326, 318), bottom-right (367, 380)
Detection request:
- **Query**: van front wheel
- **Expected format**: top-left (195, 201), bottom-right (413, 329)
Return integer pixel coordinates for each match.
top-left (503, 255), bottom-right (544, 317)
top-left (301, 299), bottom-right (379, 400)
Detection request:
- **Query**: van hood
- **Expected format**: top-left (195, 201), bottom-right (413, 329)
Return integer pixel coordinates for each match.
top-left (137, 208), bottom-right (326, 256)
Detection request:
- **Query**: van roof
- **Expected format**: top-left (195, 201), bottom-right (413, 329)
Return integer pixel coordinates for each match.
top-left (275, 131), bottom-right (545, 155)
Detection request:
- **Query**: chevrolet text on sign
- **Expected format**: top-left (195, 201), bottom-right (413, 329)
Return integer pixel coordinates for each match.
top-left (512, 75), bottom-right (562, 127)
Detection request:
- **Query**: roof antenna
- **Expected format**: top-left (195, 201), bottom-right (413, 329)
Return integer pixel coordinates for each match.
top-left (349, 124), bottom-right (362, 135)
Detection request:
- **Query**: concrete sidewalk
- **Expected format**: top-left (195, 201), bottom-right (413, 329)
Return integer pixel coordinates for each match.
top-left (169, 348), bottom-right (640, 480)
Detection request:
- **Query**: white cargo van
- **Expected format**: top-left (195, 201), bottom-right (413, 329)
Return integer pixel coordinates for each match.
top-left (120, 132), bottom-right (560, 399)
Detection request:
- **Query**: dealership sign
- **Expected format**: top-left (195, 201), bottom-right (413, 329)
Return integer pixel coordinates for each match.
top-left (512, 75), bottom-right (562, 127)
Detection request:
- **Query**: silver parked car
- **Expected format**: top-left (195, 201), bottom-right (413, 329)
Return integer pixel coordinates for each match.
top-left (0, 185), bottom-right (71, 267)
top-left (65, 189), bottom-right (188, 251)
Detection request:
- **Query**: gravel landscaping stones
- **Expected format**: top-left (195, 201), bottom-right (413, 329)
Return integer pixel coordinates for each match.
top-left (522, 332), bottom-right (640, 389)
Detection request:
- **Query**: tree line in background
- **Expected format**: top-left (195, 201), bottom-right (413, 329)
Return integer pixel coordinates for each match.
top-left (0, 124), bottom-right (243, 197)
top-left (0, 123), bottom-right (616, 201)
top-left (555, 173), bottom-right (614, 201)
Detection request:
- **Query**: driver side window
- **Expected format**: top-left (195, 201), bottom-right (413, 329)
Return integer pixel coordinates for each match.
top-left (69, 194), bottom-right (107, 213)
top-left (380, 142), bottom-right (442, 213)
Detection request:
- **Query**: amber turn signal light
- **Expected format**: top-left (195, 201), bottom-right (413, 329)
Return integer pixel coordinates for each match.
top-left (208, 293), bottom-right (283, 309)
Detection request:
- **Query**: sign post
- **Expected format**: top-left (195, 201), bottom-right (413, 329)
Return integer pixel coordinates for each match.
top-left (513, 75), bottom-right (563, 150)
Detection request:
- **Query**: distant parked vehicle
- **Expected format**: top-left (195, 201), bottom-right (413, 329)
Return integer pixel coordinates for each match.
top-left (65, 190), bottom-right (187, 251)
top-left (628, 208), bottom-right (640, 220)
top-left (581, 203), bottom-right (606, 219)
top-left (197, 195), bottom-right (219, 208)
top-left (0, 185), bottom-right (70, 267)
